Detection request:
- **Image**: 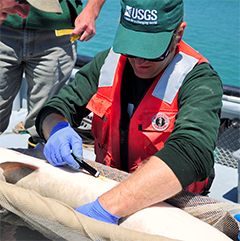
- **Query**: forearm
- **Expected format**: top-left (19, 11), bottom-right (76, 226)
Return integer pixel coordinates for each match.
top-left (71, 0), bottom-right (106, 40)
top-left (99, 156), bottom-right (182, 217)
top-left (85, 0), bottom-right (106, 19)
top-left (41, 113), bottom-right (67, 141)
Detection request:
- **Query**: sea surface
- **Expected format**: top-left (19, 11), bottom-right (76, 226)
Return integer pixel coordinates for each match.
top-left (79, 0), bottom-right (240, 87)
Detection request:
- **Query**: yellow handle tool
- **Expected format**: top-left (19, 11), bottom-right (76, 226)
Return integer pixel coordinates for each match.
top-left (55, 29), bottom-right (79, 42)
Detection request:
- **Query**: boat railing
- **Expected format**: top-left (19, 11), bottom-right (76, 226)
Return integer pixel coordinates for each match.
top-left (13, 54), bottom-right (240, 114)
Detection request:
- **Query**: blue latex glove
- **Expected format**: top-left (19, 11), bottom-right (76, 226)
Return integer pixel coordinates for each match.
top-left (234, 214), bottom-right (240, 240)
top-left (75, 197), bottom-right (121, 225)
top-left (235, 214), bottom-right (240, 221)
top-left (44, 122), bottom-right (83, 169)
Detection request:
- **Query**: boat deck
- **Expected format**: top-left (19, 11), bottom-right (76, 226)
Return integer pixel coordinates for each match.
top-left (0, 108), bottom-right (238, 204)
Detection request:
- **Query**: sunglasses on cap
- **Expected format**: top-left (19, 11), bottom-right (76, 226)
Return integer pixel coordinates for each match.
top-left (122, 33), bottom-right (175, 62)
top-left (15, 0), bottom-right (29, 4)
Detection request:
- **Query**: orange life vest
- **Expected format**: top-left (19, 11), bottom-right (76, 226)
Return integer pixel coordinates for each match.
top-left (87, 41), bottom-right (209, 194)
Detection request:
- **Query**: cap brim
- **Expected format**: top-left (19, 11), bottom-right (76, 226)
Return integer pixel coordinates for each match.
top-left (27, 0), bottom-right (63, 14)
top-left (113, 23), bottom-right (174, 59)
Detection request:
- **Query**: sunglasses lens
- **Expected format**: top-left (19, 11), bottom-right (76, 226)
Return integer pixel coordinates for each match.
top-left (15, 0), bottom-right (28, 4)
top-left (122, 53), bottom-right (167, 62)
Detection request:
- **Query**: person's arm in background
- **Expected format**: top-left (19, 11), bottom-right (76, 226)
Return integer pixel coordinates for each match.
top-left (70, 0), bottom-right (106, 41)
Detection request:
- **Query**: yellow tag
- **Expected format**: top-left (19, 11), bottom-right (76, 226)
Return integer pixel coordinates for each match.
top-left (55, 29), bottom-right (79, 42)
top-left (55, 29), bottom-right (72, 36)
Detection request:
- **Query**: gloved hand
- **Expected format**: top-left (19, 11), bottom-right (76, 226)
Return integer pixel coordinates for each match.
top-left (235, 214), bottom-right (240, 221)
top-left (75, 197), bottom-right (121, 225)
top-left (44, 122), bottom-right (83, 169)
top-left (234, 214), bottom-right (240, 240)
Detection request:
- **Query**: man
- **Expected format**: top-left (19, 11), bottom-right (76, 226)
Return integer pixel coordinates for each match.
top-left (0, 0), bottom-right (31, 23)
top-left (36, 0), bottom-right (223, 225)
top-left (0, 0), bottom-right (104, 41)
top-left (0, 0), bottom-right (105, 143)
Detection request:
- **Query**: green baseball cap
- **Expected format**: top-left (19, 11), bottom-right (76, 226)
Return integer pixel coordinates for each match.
top-left (113, 0), bottom-right (184, 59)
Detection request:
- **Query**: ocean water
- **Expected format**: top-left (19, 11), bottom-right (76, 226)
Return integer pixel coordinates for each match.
top-left (79, 0), bottom-right (240, 87)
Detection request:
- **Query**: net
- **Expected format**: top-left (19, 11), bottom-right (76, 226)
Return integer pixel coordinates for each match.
top-left (0, 145), bottom-right (239, 240)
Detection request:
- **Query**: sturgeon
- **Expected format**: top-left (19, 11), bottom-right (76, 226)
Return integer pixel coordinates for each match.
top-left (0, 147), bottom-right (231, 241)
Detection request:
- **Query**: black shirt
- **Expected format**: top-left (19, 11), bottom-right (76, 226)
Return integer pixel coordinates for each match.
top-left (120, 60), bottom-right (155, 172)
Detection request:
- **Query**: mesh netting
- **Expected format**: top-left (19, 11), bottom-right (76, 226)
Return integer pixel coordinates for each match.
top-left (166, 191), bottom-right (240, 240)
top-left (214, 125), bottom-right (240, 169)
top-left (0, 179), bottom-right (176, 241)
top-left (5, 145), bottom-right (240, 240)
top-left (4, 148), bottom-right (230, 241)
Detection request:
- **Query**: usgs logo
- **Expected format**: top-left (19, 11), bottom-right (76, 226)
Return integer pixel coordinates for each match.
top-left (124, 5), bottom-right (158, 21)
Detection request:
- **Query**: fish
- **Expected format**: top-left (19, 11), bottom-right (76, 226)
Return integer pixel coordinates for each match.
top-left (0, 147), bottom-right (232, 241)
